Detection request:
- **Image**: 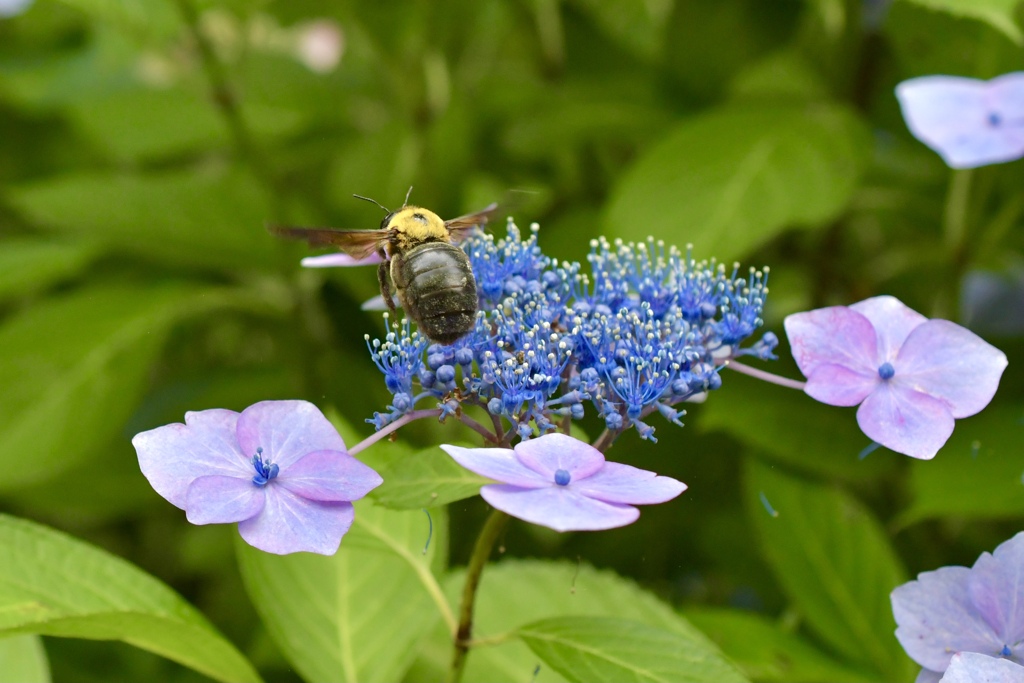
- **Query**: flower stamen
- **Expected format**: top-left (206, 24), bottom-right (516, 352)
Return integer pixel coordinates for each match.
top-left (251, 447), bottom-right (279, 487)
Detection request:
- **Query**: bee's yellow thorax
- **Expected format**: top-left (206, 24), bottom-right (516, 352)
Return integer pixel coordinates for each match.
top-left (388, 206), bottom-right (449, 249)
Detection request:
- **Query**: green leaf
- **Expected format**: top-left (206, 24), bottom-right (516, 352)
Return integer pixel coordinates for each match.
top-left (730, 51), bottom-right (828, 101)
top-left (698, 370), bottom-right (897, 482)
top-left (409, 560), bottom-right (729, 683)
top-left (899, 405), bottom-right (1024, 526)
top-left (0, 514), bottom-right (259, 683)
top-left (683, 607), bottom-right (876, 683)
top-left (0, 284), bottom-right (238, 490)
top-left (236, 502), bottom-right (450, 683)
top-left (6, 168), bottom-right (277, 270)
top-left (68, 85), bottom-right (306, 161)
top-left (564, 0), bottom-right (672, 61)
top-left (744, 459), bottom-right (912, 681)
top-left (519, 616), bottom-right (748, 683)
top-left (53, 0), bottom-right (180, 43)
top-left (604, 103), bottom-right (870, 263)
top-left (0, 239), bottom-right (97, 302)
top-left (68, 87), bottom-right (229, 160)
top-left (900, 0), bottom-right (1023, 44)
top-left (0, 635), bottom-right (50, 683)
top-left (372, 445), bottom-right (490, 509)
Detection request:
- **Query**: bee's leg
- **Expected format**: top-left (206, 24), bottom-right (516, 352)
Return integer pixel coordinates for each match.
top-left (378, 261), bottom-right (397, 314)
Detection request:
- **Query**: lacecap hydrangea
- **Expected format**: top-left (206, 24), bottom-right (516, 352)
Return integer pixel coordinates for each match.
top-left (365, 220), bottom-right (776, 442)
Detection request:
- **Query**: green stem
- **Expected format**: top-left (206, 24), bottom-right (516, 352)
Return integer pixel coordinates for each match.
top-left (937, 169), bottom-right (974, 318)
top-left (173, 0), bottom-right (283, 217)
top-left (448, 509), bottom-right (510, 683)
top-left (943, 169), bottom-right (973, 252)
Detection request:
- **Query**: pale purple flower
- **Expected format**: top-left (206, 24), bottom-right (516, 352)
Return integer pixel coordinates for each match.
top-left (895, 73), bottom-right (1024, 169)
top-left (891, 532), bottom-right (1024, 683)
top-left (940, 653), bottom-right (1024, 683)
top-left (301, 252), bottom-right (382, 268)
top-left (441, 433), bottom-right (686, 532)
top-left (0, 0), bottom-right (32, 18)
top-left (133, 400), bottom-right (382, 555)
top-left (784, 295), bottom-right (1007, 459)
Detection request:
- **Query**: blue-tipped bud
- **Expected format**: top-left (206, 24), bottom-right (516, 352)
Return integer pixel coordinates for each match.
top-left (436, 364), bottom-right (456, 384)
top-left (391, 392), bottom-right (413, 412)
top-left (605, 412), bottom-right (623, 430)
top-left (487, 397), bottom-right (503, 415)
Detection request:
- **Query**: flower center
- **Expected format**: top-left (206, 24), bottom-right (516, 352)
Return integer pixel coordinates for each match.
top-left (878, 362), bottom-right (895, 380)
top-left (989, 112), bottom-right (1002, 127)
top-left (1001, 644), bottom-right (1012, 657)
top-left (251, 447), bottom-right (279, 487)
top-left (554, 469), bottom-right (571, 486)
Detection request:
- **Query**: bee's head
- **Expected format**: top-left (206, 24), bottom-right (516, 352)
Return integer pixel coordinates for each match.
top-left (385, 206), bottom-right (449, 244)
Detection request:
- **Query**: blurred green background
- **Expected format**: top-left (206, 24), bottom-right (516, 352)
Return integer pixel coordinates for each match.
top-left (1, 0), bottom-right (1023, 681)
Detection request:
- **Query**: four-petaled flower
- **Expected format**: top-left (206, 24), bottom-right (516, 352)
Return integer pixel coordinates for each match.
top-left (784, 296), bottom-right (1007, 459)
top-left (891, 532), bottom-right (1024, 683)
top-left (441, 433), bottom-right (686, 532)
top-left (133, 400), bottom-right (382, 555)
top-left (895, 73), bottom-right (1024, 169)
top-left (939, 652), bottom-right (1024, 683)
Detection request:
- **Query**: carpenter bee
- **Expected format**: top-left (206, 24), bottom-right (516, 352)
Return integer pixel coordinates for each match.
top-left (273, 192), bottom-right (496, 345)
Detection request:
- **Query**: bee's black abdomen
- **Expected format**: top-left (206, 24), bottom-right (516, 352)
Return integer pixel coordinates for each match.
top-left (393, 242), bottom-right (478, 345)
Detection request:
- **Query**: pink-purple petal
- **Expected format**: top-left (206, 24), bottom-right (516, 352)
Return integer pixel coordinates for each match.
top-left (850, 296), bottom-right (928, 360)
top-left (804, 363), bottom-right (879, 407)
top-left (512, 433), bottom-right (605, 480)
top-left (236, 400), bottom-right (346, 470)
top-left (278, 450), bottom-right (383, 502)
top-left (238, 488), bottom-right (355, 555)
top-left (480, 484), bottom-right (640, 532)
top-left (441, 445), bottom-right (550, 488)
top-left (896, 320), bottom-right (1008, 419)
top-left (895, 76), bottom-right (1024, 169)
top-left (572, 462), bottom-right (686, 505)
top-left (989, 73), bottom-right (1024, 117)
top-left (133, 408), bottom-right (249, 508)
top-left (184, 475), bottom-right (265, 524)
top-left (857, 383), bottom-right (954, 459)
top-left (917, 669), bottom-right (943, 683)
top-left (301, 252), bottom-right (383, 267)
top-left (893, 566), bottom-right (1002, 673)
top-left (784, 306), bottom-right (879, 378)
top-left (940, 653), bottom-right (1024, 683)
top-left (965, 533), bottom-right (1024, 647)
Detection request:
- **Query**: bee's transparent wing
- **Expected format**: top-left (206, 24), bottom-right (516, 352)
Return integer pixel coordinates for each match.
top-left (269, 225), bottom-right (391, 260)
top-left (444, 203), bottom-right (498, 242)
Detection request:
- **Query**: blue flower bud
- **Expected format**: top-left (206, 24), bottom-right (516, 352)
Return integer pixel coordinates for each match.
top-left (436, 364), bottom-right (456, 384)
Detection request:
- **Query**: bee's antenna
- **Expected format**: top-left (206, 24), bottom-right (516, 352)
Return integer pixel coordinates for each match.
top-left (353, 194), bottom-right (391, 213)
top-left (403, 186), bottom-right (414, 207)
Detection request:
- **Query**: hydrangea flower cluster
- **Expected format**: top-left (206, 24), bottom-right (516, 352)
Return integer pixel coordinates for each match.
top-left (361, 221), bottom-right (775, 442)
